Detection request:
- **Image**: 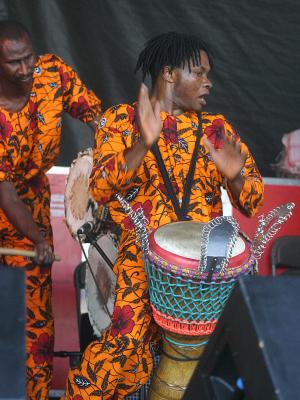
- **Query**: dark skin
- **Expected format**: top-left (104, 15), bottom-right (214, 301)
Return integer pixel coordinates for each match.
top-left (0, 33), bottom-right (100, 264)
top-left (125, 50), bottom-right (247, 201)
top-left (0, 34), bottom-right (36, 111)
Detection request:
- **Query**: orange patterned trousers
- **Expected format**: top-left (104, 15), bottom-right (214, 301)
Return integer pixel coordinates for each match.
top-left (65, 241), bottom-right (161, 399)
top-left (0, 186), bottom-right (54, 400)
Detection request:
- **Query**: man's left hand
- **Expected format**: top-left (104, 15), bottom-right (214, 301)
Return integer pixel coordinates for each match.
top-left (203, 135), bottom-right (248, 181)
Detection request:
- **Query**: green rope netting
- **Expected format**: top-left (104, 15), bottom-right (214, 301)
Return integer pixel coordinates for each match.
top-left (145, 260), bottom-right (237, 323)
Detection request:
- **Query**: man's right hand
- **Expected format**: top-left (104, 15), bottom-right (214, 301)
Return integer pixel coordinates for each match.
top-left (0, 181), bottom-right (55, 266)
top-left (124, 84), bottom-right (162, 172)
top-left (137, 83), bottom-right (162, 148)
top-left (34, 240), bottom-right (55, 265)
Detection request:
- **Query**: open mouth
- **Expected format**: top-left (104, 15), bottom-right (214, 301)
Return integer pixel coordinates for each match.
top-left (199, 96), bottom-right (207, 106)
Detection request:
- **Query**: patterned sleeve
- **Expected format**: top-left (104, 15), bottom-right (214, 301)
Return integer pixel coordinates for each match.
top-left (0, 114), bottom-right (15, 182)
top-left (89, 104), bottom-right (143, 205)
top-left (54, 55), bottom-right (102, 122)
top-left (223, 119), bottom-right (264, 217)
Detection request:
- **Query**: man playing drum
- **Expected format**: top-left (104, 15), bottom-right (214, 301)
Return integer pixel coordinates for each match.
top-left (0, 20), bottom-right (102, 399)
top-left (65, 31), bottom-right (264, 399)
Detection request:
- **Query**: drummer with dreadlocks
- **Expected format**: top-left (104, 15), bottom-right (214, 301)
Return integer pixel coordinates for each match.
top-left (64, 31), bottom-right (263, 399)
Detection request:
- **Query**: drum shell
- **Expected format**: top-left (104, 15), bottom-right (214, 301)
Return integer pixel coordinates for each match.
top-left (146, 221), bottom-right (256, 336)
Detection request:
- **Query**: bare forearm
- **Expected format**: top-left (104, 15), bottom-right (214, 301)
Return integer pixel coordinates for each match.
top-left (88, 113), bottom-right (103, 133)
top-left (227, 174), bottom-right (244, 202)
top-left (3, 200), bottom-right (44, 244)
top-left (124, 140), bottom-right (150, 171)
top-left (0, 182), bottom-right (44, 245)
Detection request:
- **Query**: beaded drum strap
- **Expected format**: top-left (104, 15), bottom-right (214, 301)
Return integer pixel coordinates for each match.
top-left (115, 193), bottom-right (149, 253)
top-left (251, 202), bottom-right (295, 259)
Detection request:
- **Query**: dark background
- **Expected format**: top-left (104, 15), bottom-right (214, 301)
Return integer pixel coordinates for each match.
top-left (1, 0), bottom-right (300, 176)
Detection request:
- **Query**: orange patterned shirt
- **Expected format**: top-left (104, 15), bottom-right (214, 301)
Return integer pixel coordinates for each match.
top-left (90, 104), bottom-right (264, 247)
top-left (0, 53), bottom-right (101, 204)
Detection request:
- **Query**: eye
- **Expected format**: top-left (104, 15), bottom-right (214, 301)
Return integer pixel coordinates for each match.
top-left (195, 71), bottom-right (204, 78)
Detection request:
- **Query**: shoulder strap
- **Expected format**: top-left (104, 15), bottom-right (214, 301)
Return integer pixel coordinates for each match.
top-left (151, 114), bottom-right (202, 221)
top-left (181, 115), bottom-right (202, 216)
top-left (151, 143), bottom-right (186, 220)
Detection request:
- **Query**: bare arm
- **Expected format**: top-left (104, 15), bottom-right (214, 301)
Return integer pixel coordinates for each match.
top-left (0, 181), bottom-right (54, 265)
top-left (87, 113), bottom-right (103, 133)
top-left (124, 84), bottom-right (162, 171)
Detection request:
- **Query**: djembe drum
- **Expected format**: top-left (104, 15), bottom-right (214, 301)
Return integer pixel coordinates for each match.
top-left (115, 194), bottom-right (295, 399)
top-left (145, 220), bottom-right (256, 399)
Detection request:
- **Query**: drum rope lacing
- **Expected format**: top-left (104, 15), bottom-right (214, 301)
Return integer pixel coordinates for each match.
top-left (146, 257), bottom-right (250, 324)
top-left (164, 333), bottom-right (208, 348)
top-left (152, 370), bottom-right (188, 392)
top-left (160, 333), bottom-right (207, 362)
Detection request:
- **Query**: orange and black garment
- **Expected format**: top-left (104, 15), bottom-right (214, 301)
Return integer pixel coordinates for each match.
top-left (64, 104), bottom-right (263, 399)
top-left (0, 53), bottom-right (101, 400)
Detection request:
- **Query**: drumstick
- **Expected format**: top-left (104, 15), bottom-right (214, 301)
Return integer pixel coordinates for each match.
top-left (0, 247), bottom-right (61, 261)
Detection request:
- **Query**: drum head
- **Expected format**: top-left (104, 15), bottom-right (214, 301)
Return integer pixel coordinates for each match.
top-left (85, 234), bottom-right (117, 337)
top-left (149, 221), bottom-right (249, 271)
top-left (65, 148), bottom-right (98, 237)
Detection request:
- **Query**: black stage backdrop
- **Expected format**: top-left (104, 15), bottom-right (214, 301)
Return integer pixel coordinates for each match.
top-left (1, 0), bottom-right (300, 176)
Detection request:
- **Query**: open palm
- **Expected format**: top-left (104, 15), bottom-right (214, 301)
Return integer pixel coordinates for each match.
top-left (137, 84), bottom-right (162, 148)
top-left (203, 135), bottom-right (248, 181)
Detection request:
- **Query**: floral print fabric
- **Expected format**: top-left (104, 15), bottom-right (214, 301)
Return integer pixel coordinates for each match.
top-left (0, 53), bottom-right (102, 400)
top-left (65, 104), bottom-right (263, 399)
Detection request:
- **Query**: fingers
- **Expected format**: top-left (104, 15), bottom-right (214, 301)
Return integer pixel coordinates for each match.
top-left (137, 83), bottom-right (151, 117)
top-left (203, 136), bottom-right (215, 154)
top-left (222, 135), bottom-right (243, 154)
top-left (227, 139), bottom-right (247, 163)
top-left (204, 134), bottom-right (243, 155)
top-left (223, 134), bottom-right (237, 147)
top-left (241, 146), bottom-right (248, 163)
top-left (35, 242), bottom-right (55, 265)
top-left (154, 100), bottom-right (161, 119)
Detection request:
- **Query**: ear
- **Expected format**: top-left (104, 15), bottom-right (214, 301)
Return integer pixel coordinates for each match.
top-left (161, 66), bottom-right (175, 83)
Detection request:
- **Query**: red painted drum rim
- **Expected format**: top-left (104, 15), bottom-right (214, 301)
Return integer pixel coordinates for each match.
top-left (149, 224), bottom-right (250, 271)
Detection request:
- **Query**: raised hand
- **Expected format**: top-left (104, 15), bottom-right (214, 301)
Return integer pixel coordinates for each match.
top-left (137, 83), bottom-right (162, 148)
top-left (203, 135), bottom-right (248, 181)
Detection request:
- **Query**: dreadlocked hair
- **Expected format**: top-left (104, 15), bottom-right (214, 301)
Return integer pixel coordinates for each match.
top-left (0, 20), bottom-right (31, 41)
top-left (135, 31), bottom-right (213, 85)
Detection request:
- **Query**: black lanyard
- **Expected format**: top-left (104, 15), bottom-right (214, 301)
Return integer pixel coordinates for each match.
top-left (151, 114), bottom-right (202, 221)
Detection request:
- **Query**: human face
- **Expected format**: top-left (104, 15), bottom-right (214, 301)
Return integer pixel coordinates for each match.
top-left (0, 33), bottom-right (36, 88)
top-left (172, 50), bottom-right (212, 113)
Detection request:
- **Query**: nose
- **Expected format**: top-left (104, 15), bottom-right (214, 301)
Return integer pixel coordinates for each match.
top-left (204, 75), bottom-right (213, 89)
top-left (19, 60), bottom-right (31, 76)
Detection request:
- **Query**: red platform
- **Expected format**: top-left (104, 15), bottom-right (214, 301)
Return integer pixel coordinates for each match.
top-left (47, 167), bottom-right (82, 392)
top-left (232, 177), bottom-right (300, 276)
